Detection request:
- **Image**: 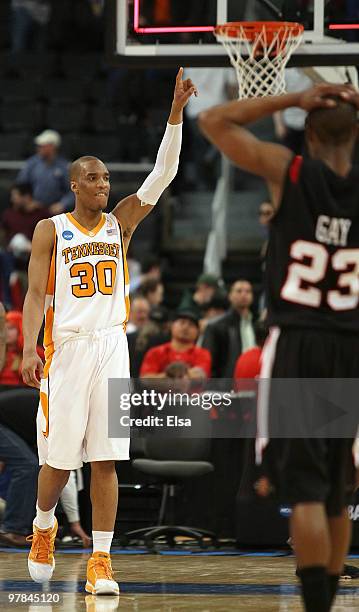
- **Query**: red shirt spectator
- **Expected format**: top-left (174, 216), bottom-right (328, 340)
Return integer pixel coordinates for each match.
top-left (0, 310), bottom-right (25, 386)
top-left (233, 321), bottom-right (268, 391)
top-left (0, 310), bottom-right (44, 387)
top-left (140, 310), bottom-right (211, 379)
top-left (141, 341), bottom-right (211, 378)
top-left (234, 346), bottom-right (262, 382)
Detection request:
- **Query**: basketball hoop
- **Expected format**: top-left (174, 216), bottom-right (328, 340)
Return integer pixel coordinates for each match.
top-left (214, 21), bottom-right (304, 98)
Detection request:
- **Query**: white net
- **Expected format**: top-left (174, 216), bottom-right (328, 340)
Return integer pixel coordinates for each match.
top-left (215, 22), bottom-right (304, 99)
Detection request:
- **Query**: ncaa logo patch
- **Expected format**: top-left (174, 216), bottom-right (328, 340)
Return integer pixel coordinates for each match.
top-left (62, 230), bottom-right (74, 241)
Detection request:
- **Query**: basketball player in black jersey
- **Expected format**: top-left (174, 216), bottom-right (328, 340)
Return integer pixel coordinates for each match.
top-left (199, 83), bottom-right (359, 611)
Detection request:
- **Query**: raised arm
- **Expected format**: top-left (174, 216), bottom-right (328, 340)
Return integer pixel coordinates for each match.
top-left (22, 219), bottom-right (55, 388)
top-left (198, 83), bottom-right (354, 209)
top-left (112, 67), bottom-right (197, 252)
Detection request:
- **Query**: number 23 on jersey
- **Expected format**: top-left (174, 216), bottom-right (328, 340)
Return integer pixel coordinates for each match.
top-left (281, 240), bottom-right (359, 311)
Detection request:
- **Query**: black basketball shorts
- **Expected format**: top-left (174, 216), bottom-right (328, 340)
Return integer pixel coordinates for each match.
top-left (258, 327), bottom-right (358, 516)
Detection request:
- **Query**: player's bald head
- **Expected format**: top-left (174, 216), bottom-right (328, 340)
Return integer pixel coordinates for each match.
top-left (306, 97), bottom-right (358, 146)
top-left (70, 156), bottom-right (106, 180)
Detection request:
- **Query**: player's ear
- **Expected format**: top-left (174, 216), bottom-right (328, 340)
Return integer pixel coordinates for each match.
top-left (71, 180), bottom-right (79, 194)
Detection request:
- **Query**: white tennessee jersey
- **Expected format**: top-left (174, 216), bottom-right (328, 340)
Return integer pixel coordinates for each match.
top-left (43, 212), bottom-right (129, 370)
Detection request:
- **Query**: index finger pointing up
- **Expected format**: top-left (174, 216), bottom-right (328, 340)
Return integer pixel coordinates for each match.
top-left (176, 67), bottom-right (184, 83)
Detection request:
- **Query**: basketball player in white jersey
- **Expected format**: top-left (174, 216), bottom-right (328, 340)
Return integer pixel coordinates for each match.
top-left (21, 68), bottom-right (197, 595)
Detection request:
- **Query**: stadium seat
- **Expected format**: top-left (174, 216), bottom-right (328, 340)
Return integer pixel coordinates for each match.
top-left (74, 134), bottom-right (120, 162)
top-left (0, 78), bottom-right (40, 103)
top-left (60, 134), bottom-right (78, 160)
top-left (61, 53), bottom-right (103, 81)
top-left (40, 78), bottom-right (87, 103)
top-left (0, 133), bottom-right (30, 160)
top-left (0, 12), bottom-right (10, 53)
top-left (90, 106), bottom-right (118, 133)
top-left (87, 78), bottom-right (111, 104)
top-left (122, 435), bottom-right (217, 550)
top-left (0, 101), bottom-right (44, 133)
top-left (45, 102), bottom-right (88, 133)
top-left (6, 52), bottom-right (58, 78)
top-left (0, 185), bottom-right (10, 212)
top-left (117, 122), bottom-right (147, 161)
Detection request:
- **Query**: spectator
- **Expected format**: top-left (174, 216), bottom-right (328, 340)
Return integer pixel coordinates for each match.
top-left (0, 255), bottom-right (13, 310)
top-left (141, 255), bottom-right (162, 281)
top-left (0, 311), bottom-right (43, 387)
top-left (197, 293), bottom-right (229, 345)
top-left (202, 280), bottom-right (255, 378)
top-left (0, 423), bottom-right (38, 546)
top-left (126, 296), bottom-right (150, 334)
top-left (0, 304), bottom-right (5, 370)
top-left (179, 273), bottom-right (221, 317)
top-left (129, 254), bottom-right (162, 294)
top-left (127, 305), bottom-right (170, 377)
top-left (258, 201), bottom-right (274, 234)
top-left (2, 183), bottom-right (48, 246)
top-left (11, 0), bottom-right (51, 52)
top-left (0, 183), bottom-right (48, 310)
top-left (140, 310), bottom-right (211, 380)
top-left (127, 248), bottom-right (142, 294)
top-left (138, 278), bottom-right (164, 307)
top-left (0, 311), bottom-right (24, 387)
top-left (234, 321), bottom-right (268, 389)
top-left (164, 361), bottom-right (192, 393)
top-left (16, 130), bottom-right (74, 214)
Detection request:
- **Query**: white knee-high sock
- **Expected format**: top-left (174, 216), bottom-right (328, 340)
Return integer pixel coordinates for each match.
top-left (92, 531), bottom-right (113, 555)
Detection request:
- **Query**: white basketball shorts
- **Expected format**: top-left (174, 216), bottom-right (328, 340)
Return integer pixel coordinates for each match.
top-left (37, 327), bottom-right (130, 470)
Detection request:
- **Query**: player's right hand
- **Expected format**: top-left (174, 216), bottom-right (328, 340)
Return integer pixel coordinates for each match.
top-left (22, 350), bottom-right (44, 389)
top-left (299, 83), bottom-right (359, 112)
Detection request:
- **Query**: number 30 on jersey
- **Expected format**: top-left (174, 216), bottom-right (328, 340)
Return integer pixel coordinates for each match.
top-left (70, 261), bottom-right (117, 298)
top-left (281, 240), bottom-right (359, 311)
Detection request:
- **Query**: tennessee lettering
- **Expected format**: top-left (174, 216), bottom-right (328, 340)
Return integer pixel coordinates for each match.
top-left (62, 242), bottom-right (120, 263)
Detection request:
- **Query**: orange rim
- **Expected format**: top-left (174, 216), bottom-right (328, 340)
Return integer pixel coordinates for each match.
top-left (214, 21), bottom-right (304, 43)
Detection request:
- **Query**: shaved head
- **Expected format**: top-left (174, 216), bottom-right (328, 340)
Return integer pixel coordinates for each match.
top-left (70, 156), bottom-right (104, 180)
top-left (70, 155), bottom-right (110, 211)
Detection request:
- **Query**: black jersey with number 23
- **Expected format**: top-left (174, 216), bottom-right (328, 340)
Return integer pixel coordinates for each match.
top-left (266, 155), bottom-right (359, 331)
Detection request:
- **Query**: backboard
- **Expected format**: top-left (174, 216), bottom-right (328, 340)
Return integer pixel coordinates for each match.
top-left (107, 0), bottom-right (359, 68)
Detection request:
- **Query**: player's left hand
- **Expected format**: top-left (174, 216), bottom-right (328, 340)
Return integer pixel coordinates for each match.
top-left (171, 67), bottom-right (198, 113)
top-left (22, 350), bottom-right (44, 389)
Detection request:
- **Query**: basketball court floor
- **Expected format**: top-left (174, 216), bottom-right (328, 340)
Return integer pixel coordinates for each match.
top-left (1, 549), bottom-right (358, 610)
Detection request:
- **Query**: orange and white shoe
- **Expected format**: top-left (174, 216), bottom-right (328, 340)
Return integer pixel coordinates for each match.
top-left (26, 518), bottom-right (58, 583)
top-left (85, 552), bottom-right (119, 596)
